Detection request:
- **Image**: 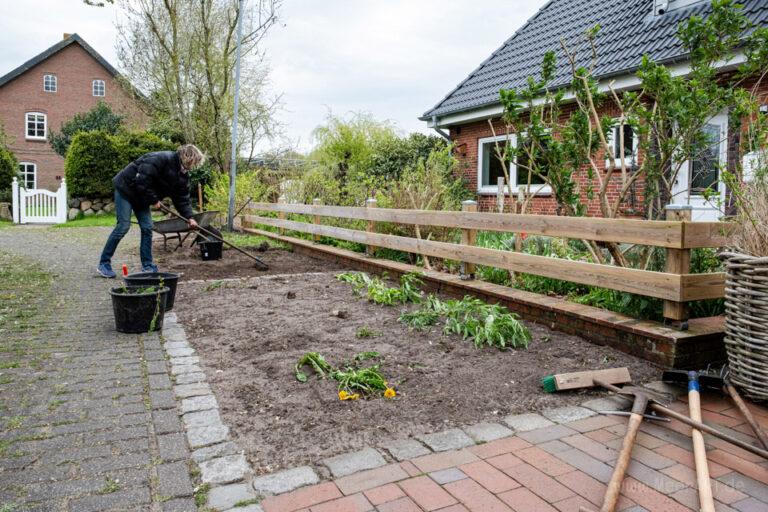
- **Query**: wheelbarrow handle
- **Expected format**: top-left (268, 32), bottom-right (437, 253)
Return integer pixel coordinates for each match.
top-left (158, 205), bottom-right (268, 270)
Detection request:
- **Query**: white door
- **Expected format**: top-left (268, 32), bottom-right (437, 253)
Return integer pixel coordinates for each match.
top-left (670, 112), bottom-right (728, 221)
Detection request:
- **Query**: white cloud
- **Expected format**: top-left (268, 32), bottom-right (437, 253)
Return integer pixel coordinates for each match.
top-left (0, 0), bottom-right (544, 152)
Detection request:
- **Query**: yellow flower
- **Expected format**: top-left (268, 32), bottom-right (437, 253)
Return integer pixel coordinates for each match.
top-left (384, 387), bottom-right (396, 399)
top-left (339, 390), bottom-right (360, 401)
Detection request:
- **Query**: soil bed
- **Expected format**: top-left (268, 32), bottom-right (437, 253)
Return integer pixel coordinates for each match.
top-left (174, 261), bottom-right (661, 475)
top-left (153, 240), bottom-right (342, 281)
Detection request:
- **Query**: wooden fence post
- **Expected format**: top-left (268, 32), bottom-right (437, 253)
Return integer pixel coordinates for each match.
top-left (460, 200), bottom-right (478, 280)
top-left (664, 204), bottom-right (692, 330)
top-left (312, 198), bottom-right (321, 242)
top-left (365, 198), bottom-right (377, 256)
top-left (278, 197), bottom-right (286, 235)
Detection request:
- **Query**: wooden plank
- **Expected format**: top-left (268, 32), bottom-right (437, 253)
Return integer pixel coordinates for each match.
top-left (248, 202), bottom-right (688, 248)
top-left (681, 273), bottom-right (726, 301)
top-left (683, 222), bottom-right (732, 249)
top-left (552, 367), bottom-right (632, 391)
top-left (244, 215), bottom-right (684, 301)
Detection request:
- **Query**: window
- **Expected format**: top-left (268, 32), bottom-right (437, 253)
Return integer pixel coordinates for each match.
top-left (92, 79), bottom-right (105, 97)
top-left (25, 112), bottom-right (46, 139)
top-left (43, 74), bottom-right (57, 92)
top-left (476, 134), bottom-right (551, 194)
top-left (515, 135), bottom-right (549, 186)
top-left (690, 124), bottom-right (721, 193)
top-left (606, 122), bottom-right (638, 169)
top-left (18, 162), bottom-right (36, 189)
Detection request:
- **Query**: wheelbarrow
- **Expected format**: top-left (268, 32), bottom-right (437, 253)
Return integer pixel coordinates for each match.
top-left (153, 210), bottom-right (220, 251)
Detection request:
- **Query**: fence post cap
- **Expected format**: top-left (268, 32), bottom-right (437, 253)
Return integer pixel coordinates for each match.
top-left (365, 198), bottom-right (377, 206)
top-left (462, 200), bottom-right (478, 205)
top-left (665, 204), bottom-right (693, 211)
top-left (12, 176), bottom-right (17, 183)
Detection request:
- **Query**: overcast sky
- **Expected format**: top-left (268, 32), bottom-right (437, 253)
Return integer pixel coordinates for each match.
top-left (0, 0), bottom-right (543, 152)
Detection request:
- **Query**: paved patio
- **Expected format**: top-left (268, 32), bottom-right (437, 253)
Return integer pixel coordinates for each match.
top-left (257, 394), bottom-right (768, 512)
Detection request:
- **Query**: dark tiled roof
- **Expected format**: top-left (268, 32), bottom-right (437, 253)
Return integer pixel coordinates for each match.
top-left (0, 33), bottom-right (119, 88)
top-left (423, 0), bottom-right (768, 120)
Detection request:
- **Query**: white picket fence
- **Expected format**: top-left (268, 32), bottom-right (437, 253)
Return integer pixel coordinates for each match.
top-left (12, 177), bottom-right (68, 224)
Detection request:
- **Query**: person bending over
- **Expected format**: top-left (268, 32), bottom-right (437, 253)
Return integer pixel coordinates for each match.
top-left (97, 144), bottom-right (204, 278)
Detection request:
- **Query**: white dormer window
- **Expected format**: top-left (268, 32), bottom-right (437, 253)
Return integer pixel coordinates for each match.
top-left (43, 74), bottom-right (57, 92)
top-left (25, 112), bottom-right (46, 140)
top-left (92, 79), bottom-right (105, 97)
top-left (654, 0), bottom-right (704, 15)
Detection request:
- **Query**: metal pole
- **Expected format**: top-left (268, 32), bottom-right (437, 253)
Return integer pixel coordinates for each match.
top-left (227, 0), bottom-right (246, 231)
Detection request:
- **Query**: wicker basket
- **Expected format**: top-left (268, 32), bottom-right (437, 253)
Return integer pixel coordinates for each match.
top-left (721, 252), bottom-right (768, 400)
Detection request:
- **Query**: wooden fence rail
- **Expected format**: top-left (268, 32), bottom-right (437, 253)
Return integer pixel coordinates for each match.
top-left (242, 202), bottom-right (728, 328)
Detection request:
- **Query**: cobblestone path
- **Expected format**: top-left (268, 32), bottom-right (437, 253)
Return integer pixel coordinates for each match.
top-left (0, 226), bottom-right (196, 512)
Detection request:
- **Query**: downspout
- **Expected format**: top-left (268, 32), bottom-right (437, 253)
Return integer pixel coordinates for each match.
top-left (431, 115), bottom-right (451, 141)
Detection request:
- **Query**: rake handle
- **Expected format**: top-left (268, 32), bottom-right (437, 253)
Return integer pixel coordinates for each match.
top-left (601, 394), bottom-right (647, 512)
top-left (593, 379), bottom-right (768, 460)
top-left (158, 205), bottom-right (268, 270)
top-left (724, 382), bottom-right (768, 450)
top-left (687, 373), bottom-right (715, 512)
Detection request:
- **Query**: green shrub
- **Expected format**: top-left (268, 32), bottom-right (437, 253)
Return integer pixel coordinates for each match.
top-left (203, 169), bottom-right (273, 215)
top-left (49, 102), bottom-right (125, 157)
top-left (64, 131), bottom-right (121, 197)
top-left (65, 131), bottom-right (176, 198)
top-left (0, 145), bottom-right (17, 196)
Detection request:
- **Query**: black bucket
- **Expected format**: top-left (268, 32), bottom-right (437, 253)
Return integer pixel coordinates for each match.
top-left (124, 271), bottom-right (180, 310)
top-left (200, 241), bottom-right (223, 261)
top-left (110, 285), bottom-right (169, 333)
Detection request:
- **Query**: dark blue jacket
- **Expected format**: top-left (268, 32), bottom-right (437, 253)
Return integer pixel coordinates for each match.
top-left (113, 151), bottom-right (194, 218)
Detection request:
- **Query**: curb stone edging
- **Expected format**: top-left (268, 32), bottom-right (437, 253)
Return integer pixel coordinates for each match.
top-left (163, 312), bottom-right (676, 509)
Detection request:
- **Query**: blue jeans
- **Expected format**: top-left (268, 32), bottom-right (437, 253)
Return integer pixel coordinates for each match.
top-left (99, 190), bottom-right (154, 267)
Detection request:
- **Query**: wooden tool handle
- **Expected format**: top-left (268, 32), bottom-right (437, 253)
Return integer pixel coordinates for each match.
top-left (688, 375), bottom-right (715, 512)
top-left (600, 394), bottom-right (647, 512)
top-left (725, 383), bottom-right (768, 450)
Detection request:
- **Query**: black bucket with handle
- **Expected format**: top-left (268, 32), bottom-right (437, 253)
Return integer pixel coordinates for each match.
top-left (124, 271), bottom-right (180, 310)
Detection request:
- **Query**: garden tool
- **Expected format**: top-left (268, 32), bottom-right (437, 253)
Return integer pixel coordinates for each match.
top-left (591, 380), bottom-right (670, 512)
top-left (663, 368), bottom-right (768, 450)
top-left (541, 367), bottom-right (631, 393)
top-left (596, 410), bottom-right (670, 422)
top-left (158, 204), bottom-right (269, 270)
top-left (595, 380), bottom-right (768, 460)
top-left (685, 371), bottom-right (715, 512)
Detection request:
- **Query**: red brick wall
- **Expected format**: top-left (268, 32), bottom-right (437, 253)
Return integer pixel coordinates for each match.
top-left (0, 40), bottom-right (148, 191)
top-left (449, 102), bottom-right (646, 217)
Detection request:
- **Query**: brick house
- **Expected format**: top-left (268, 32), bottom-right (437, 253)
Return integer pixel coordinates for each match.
top-left (0, 33), bottom-right (148, 191)
top-left (421, 0), bottom-right (768, 220)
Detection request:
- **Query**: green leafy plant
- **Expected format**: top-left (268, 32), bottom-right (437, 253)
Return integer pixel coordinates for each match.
top-left (331, 365), bottom-right (388, 395)
top-left (398, 309), bottom-right (440, 330)
top-left (294, 352), bottom-right (333, 383)
top-left (49, 102), bottom-right (125, 157)
top-left (442, 297), bottom-right (531, 350)
top-left (355, 327), bottom-right (381, 338)
top-left (336, 271), bottom-right (424, 305)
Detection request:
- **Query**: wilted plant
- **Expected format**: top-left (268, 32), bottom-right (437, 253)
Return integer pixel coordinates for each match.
top-left (442, 296), bottom-right (531, 350)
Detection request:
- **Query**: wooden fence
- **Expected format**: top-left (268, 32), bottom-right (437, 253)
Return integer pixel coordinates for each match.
top-left (242, 201), bottom-right (728, 328)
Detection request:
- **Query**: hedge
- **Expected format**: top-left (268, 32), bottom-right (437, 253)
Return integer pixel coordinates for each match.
top-left (65, 131), bottom-right (175, 198)
top-left (0, 145), bottom-right (17, 192)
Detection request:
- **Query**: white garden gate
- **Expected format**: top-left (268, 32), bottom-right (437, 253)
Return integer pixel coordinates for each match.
top-left (11, 177), bottom-right (68, 224)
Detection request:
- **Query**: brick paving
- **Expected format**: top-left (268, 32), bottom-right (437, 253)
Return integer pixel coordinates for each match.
top-left (0, 226), bottom-right (196, 512)
top-left (256, 393), bottom-right (768, 512)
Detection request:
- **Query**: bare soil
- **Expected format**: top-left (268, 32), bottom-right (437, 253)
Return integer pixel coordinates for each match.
top-left (153, 240), bottom-right (343, 281)
top-left (173, 258), bottom-right (661, 474)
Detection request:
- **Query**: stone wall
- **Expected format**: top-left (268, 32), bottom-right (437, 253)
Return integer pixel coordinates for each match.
top-left (67, 196), bottom-right (115, 220)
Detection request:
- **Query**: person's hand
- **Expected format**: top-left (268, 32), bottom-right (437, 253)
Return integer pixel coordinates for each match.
top-left (154, 201), bottom-right (163, 210)
top-left (188, 218), bottom-right (198, 229)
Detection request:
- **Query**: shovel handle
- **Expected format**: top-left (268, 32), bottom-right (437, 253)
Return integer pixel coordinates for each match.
top-left (600, 394), bottom-right (648, 512)
top-left (687, 372), bottom-right (715, 512)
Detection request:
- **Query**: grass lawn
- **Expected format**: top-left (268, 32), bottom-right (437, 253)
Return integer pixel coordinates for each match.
top-left (0, 219), bottom-right (12, 229)
top-left (53, 213), bottom-right (166, 228)
top-left (223, 231), bottom-right (288, 250)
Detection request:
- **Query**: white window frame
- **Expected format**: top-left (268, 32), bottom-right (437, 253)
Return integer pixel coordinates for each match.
top-left (92, 79), bottom-right (105, 97)
top-left (476, 134), bottom-right (552, 195)
top-left (25, 112), bottom-right (47, 140)
top-left (18, 162), bottom-right (37, 189)
top-left (43, 74), bottom-right (57, 92)
top-left (605, 120), bottom-right (639, 169)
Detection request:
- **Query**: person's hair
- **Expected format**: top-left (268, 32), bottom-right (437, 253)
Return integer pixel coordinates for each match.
top-left (177, 144), bottom-right (205, 170)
